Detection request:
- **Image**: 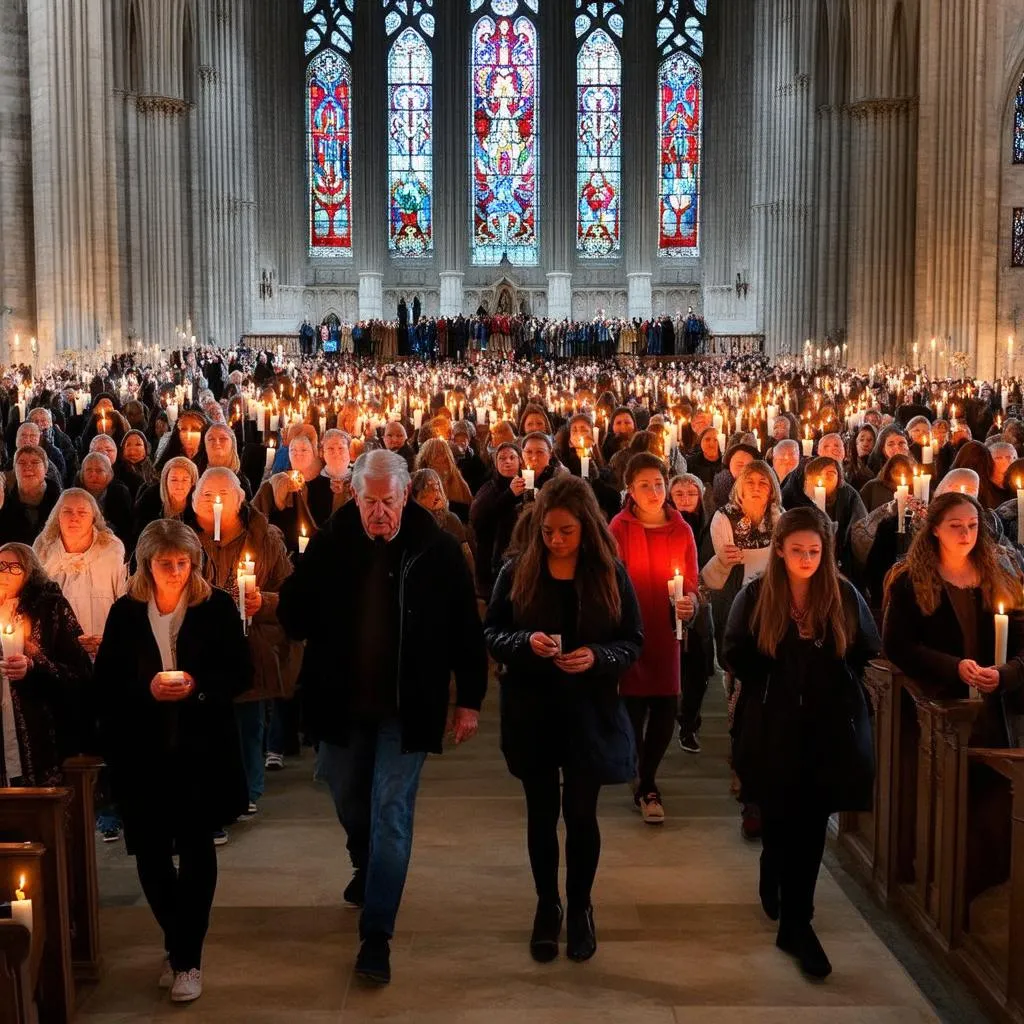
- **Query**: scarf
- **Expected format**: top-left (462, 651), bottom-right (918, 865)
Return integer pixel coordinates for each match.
top-left (722, 501), bottom-right (775, 550)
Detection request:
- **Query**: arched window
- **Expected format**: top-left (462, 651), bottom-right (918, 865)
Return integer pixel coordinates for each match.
top-left (386, 2), bottom-right (434, 257)
top-left (470, 0), bottom-right (539, 266)
top-left (1014, 74), bottom-right (1024, 165)
top-left (576, 3), bottom-right (624, 258)
top-left (304, 0), bottom-right (355, 257)
top-left (657, 0), bottom-right (704, 257)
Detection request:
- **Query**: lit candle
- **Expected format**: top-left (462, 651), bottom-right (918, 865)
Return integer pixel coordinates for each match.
top-left (813, 478), bottom-right (827, 512)
top-left (667, 570), bottom-right (685, 640)
top-left (237, 569), bottom-right (247, 621)
top-left (264, 440), bottom-right (276, 473)
top-left (712, 411), bottom-right (724, 433)
top-left (256, 402), bottom-right (266, 435)
top-left (592, 425), bottom-right (600, 446)
top-left (12, 875), bottom-right (32, 937)
top-left (580, 449), bottom-right (591, 479)
top-left (921, 435), bottom-right (933, 465)
top-left (269, 410), bottom-right (280, 433)
top-left (1017, 478), bottom-right (1024, 547)
top-left (896, 476), bottom-right (909, 533)
top-left (413, 408), bottom-right (423, 430)
top-left (166, 402), bottom-right (179, 426)
top-left (521, 468), bottom-right (535, 491)
top-left (212, 495), bottom-right (222, 542)
top-left (915, 472), bottom-right (930, 504)
top-left (298, 527), bottom-right (309, 554)
top-left (992, 603), bottom-right (1009, 703)
top-left (0, 623), bottom-right (23, 662)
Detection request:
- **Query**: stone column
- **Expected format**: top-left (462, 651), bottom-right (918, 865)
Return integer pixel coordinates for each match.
top-left (541, 1), bottom-right (574, 290)
top-left (359, 272), bottom-right (383, 320)
top-left (27, 0), bottom-right (122, 360)
top-left (439, 272), bottom-right (464, 317)
top-left (627, 272), bottom-right (653, 320)
top-left (546, 272), bottom-right (572, 320)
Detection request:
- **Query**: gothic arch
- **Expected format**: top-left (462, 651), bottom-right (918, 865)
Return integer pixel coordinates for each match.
top-left (126, 0), bottom-right (141, 94)
top-left (814, 0), bottom-right (830, 108)
top-left (182, 3), bottom-right (196, 104)
top-left (888, 2), bottom-right (910, 98)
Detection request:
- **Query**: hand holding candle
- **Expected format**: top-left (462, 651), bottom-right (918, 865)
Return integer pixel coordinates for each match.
top-left (298, 527), bottom-right (310, 554)
top-left (149, 670), bottom-right (194, 702)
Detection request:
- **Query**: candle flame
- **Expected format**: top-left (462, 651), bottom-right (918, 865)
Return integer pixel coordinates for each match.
top-left (900, 475), bottom-right (906, 486)
top-left (999, 603), bottom-right (1005, 615)
top-left (15, 875), bottom-right (25, 901)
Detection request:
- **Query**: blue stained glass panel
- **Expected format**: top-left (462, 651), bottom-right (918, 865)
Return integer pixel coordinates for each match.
top-left (658, 51), bottom-right (701, 256)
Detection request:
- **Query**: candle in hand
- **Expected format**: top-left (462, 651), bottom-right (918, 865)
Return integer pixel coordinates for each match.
top-left (580, 449), bottom-right (591, 479)
top-left (802, 428), bottom-right (813, 458)
top-left (12, 875), bottom-right (32, 937)
top-left (521, 468), bottom-right (535, 491)
top-left (921, 436), bottom-right (933, 465)
top-left (264, 440), bottom-right (276, 473)
top-left (895, 476), bottom-right (909, 533)
top-left (995, 603), bottom-right (1009, 666)
top-left (298, 527), bottom-right (309, 554)
top-left (0, 623), bottom-right (23, 662)
top-left (213, 495), bottom-right (223, 541)
top-left (813, 478), bottom-right (827, 512)
top-left (1016, 478), bottom-right (1024, 547)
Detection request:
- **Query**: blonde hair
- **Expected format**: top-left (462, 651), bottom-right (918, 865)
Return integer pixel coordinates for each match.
top-left (33, 488), bottom-right (117, 560)
top-left (159, 457), bottom-right (199, 513)
top-left (415, 438), bottom-right (472, 504)
top-left (728, 462), bottom-right (783, 523)
top-left (204, 424), bottom-right (241, 472)
top-left (127, 519), bottom-right (211, 607)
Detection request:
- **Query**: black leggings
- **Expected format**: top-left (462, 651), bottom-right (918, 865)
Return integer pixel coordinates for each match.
top-left (134, 830), bottom-right (218, 972)
top-left (760, 813), bottom-right (830, 929)
top-left (520, 769), bottom-right (601, 911)
top-left (624, 695), bottom-right (678, 794)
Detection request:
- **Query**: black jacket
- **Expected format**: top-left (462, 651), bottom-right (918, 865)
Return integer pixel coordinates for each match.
top-left (469, 473), bottom-right (523, 597)
top-left (723, 577), bottom-right (880, 816)
top-left (882, 570), bottom-right (1024, 747)
top-left (277, 500), bottom-right (488, 753)
top-left (94, 588), bottom-right (251, 849)
top-left (484, 558), bottom-right (643, 781)
top-left (781, 467), bottom-right (867, 575)
top-left (0, 478), bottom-right (61, 546)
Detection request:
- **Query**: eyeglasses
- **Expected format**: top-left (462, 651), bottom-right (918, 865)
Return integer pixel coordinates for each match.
top-left (0, 563), bottom-right (25, 576)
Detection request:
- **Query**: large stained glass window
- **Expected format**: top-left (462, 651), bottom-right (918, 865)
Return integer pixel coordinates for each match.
top-left (386, 2), bottom-right (434, 257)
top-left (470, 1), bottom-right (539, 266)
top-left (1014, 76), bottom-right (1024, 165)
top-left (576, 3), bottom-right (623, 258)
top-left (305, 0), bottom-right (354, 257)
top-left (657, 0), bottom-right (704, 257)
top-left (1013, 209), bottom-right (1024, 267)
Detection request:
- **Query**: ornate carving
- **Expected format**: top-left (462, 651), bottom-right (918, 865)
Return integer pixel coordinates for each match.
top-left (848, 97), bottom-right (918, 120)
top-left (136, 95), bottom-right (191, 116)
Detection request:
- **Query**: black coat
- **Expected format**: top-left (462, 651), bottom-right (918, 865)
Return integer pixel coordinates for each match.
top-left (484, 559), bottom-right (643, 782)
top-left (0, 479), bottom-right (61, 546)
top-left (469, 474), bottom-right (523, 597)
top-left (723, 577), bottom-right (880, 816)
top-left (277, 500), bottom-right (488, 753)
top-left (781, 468), bottom-right (867, 575)
top-left (93, 588), bottom-right (251, 849)
top-left (882, 570), bottom-right (1024, 747)
top-left (93, 481), bottom-right (134, 552)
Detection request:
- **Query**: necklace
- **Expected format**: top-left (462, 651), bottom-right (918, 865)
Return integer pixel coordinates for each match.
top-left (790, 600), bottom-right (813, 638)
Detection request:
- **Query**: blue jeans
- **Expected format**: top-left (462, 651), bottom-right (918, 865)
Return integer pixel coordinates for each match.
top-left (318, 720), bottom-right (426, 939)
top-left (234, 701), bottom-right (265, 803)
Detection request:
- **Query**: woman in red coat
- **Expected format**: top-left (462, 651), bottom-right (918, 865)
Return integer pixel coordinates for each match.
top-left (610, 453), bottom-right (699, 824)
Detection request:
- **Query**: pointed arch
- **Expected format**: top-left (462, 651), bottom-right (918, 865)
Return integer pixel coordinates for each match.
top-left (181, 2), bottom-right (196, 104)
top-left (814, 0), bottom-right (830, 108)
top-left (127, 0), bottom-right (141, 94)
top-left (889, 1), bottom-right (909, 98)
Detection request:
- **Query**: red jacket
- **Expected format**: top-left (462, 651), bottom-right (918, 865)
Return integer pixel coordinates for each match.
top-left (610, 506), bottom-right (698, 697)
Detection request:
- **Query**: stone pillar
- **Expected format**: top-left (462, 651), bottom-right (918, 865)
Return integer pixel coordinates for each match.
top-left (27, 0), bottom-right (122, 360)
top-left (439, 272), bottom-right (464, 317)
top-left (546, 272), bottom-right (572, 320)
top-left (627, 272), bottom-right (653, 320)
top-left (541, 1), bottom-right (574, 277)
top-left (352, 0), bottom-right (385, 286)
top-left (359, 272), bottom-right (383, 320)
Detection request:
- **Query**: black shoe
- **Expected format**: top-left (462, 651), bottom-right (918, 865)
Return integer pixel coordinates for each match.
top-left (355, 933), bottom-right (391, 985)
top-left (777, 923), bottom-right (832, 979)
top-left (529, 901), bottom-right (563, 963)
top-left (758, 863), bottom-right (779, 921)
top-left (678, 730), bottom-right (701, 754)
top-left (566, 906), bottom-right (596, 962)
top-left (343, 870), bottom-right (365, 908)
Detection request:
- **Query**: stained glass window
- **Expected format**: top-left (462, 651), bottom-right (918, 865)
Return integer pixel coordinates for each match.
top-left (386, 1), bottom-right (434, 257)
top-left (576, 3), bottom-right (623, 259)
top-left (470, 2), bottom-right (539, 266)
top-left (1013, 209), bottom-right (1024, 267)
top-left (657, 0), bottom-right (704, 257)
top-left (1014, 76), bottom-right (1024, 165)
top-left (305, 0), bottom-right (355, 256)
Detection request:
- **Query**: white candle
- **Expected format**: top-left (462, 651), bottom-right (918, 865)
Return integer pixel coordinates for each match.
top-left (269, 412), bottom-right (280, 433)
top-left (12, 876), bottom-right (32, 937)
top-left (237, 571), bottom-right (247, 621)
top-left (521, 468), bottom-right (535, 491)
top-left (0, 623), bottom-right (23, 662)
top-left (915, 473), bottom-right (931, 504)
top-left (991, 603), bottom-right (1009, 703)
top-left (264, 443), bottom-right (276, 473)
top-left (592, 425), bottom-right (600, 445)
top-left (896, 477), bottom-right (909, 533)
top-left (166, 402), bottom-right (178, 426)
top-left (256, 403), bottom-right (266, 435)
top-left (213, 495), bottom-right (222, 542)
top-left (712, 412), bottom-right (724, 433)
top-left (802, 437), bottom-right (814, 458)
top-left (668, 571), bottom-right (685, 640)
top-left (813, 479), bottom-right (827, 512)
top-left (413, 408), bottom-right (423, 430)
top-left (580, 453), bottom-right (590, 478)
top-left (298, 528), bottom-right (309, 554)
top-left (921, 438), bottom-right (933, 465)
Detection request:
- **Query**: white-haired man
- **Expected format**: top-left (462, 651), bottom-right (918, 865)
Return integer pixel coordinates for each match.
top-left (278, 449), bottom-right (487, 986)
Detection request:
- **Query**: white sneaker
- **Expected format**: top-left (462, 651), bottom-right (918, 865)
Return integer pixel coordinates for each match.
top-left (158, 957), bottom-right (173, 989)
top-left (264, 752), bottom-right (284, 771)
top-left (170, 968), bottom-right (203, 1002)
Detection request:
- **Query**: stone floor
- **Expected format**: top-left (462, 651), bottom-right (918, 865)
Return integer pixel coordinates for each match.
top-left (78, 681), bottom-right (942, 1023)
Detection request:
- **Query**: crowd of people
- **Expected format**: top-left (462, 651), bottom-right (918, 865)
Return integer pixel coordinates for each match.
top-left (0, 342), bottom-right (1020, 1001)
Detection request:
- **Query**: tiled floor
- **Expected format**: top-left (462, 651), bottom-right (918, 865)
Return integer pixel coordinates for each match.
top-left (78, 681), bottom-right (939, 1023)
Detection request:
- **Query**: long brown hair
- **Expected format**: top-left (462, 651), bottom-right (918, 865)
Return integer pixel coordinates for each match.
top-left (883, 492), bottom-right (1021, 616)
top-left (752, 506), bottom-right (849, 657)
top-left (509, 475), bottom-right (622, 628)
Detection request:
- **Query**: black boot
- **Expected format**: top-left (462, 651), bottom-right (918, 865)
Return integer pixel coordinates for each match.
top-left (529, 900), bottom-right (563, 963)
top-left (758, 855), bottom-right (779, 921)
top-left (566, 905), bottom-right (597, 962)
top-left (343, 870), bottom-right (365, 908)
top-left (354, 932), bottom-right (391, 985)
top-left (776, 923), bottom-right (832, 980)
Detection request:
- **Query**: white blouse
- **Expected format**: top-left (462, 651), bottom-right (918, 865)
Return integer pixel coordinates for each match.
top-left (38, 534), bottom-right (126, 637)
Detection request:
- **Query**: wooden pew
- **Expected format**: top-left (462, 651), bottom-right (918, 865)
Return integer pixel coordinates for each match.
top-left (60, 757), bottom-right (103, 982)
top-left (0, 791), bottom-right (73, 1024)
top-left (952, 749), bottom-right (1024, 1024)
top-left (0, 843), bottom-right (46, 1024)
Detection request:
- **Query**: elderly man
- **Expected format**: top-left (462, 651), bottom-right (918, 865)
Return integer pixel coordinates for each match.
top-left (0, 445), bottom-right (61, 544)
top-left (278, 449), bottom-right (487, 986)
top-left (80, 452), bottom-right (133, 548)
top-left (27, 408), bottom-right (75, 486)
top-left (771, 438), bottom-right (801, 485)
top-left (191, 467), bottom-right (298, 831)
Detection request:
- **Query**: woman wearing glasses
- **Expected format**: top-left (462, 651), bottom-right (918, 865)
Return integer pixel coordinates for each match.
top-left (0, 542), bottom-right (93, 786)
